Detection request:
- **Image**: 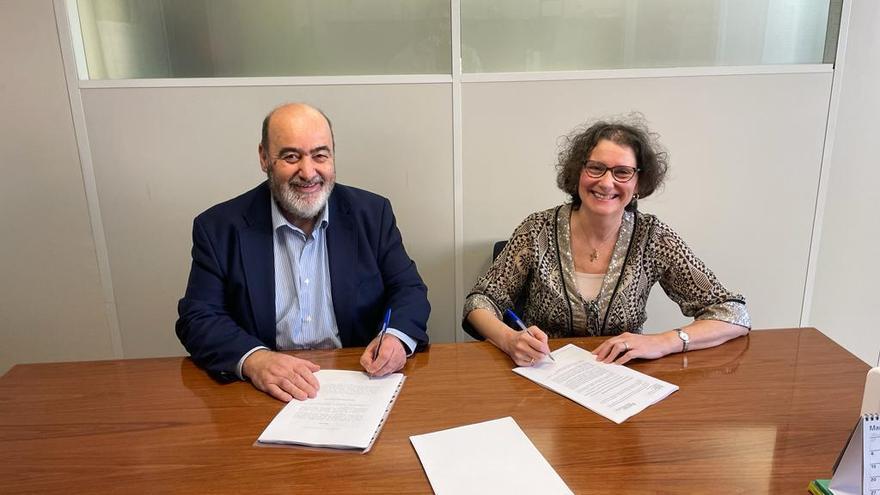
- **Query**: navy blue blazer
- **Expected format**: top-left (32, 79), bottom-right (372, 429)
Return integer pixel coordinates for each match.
top-left (176, 182), bottom-right (430, 380)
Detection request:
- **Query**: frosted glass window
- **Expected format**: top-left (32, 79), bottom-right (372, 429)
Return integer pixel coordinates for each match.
top-left (75, 0), bottom-right (451, 79)
top-left (461, 0), bottom-right (837, 73)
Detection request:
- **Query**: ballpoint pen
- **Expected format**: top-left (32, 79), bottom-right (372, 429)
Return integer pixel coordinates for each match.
top-left (503, 309), bottom-right (555, 362)
top-left (372, 308), bottom-right (393, 360)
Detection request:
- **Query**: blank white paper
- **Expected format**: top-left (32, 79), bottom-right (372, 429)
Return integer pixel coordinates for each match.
top-left (410, 417), bottom-right (572, 495)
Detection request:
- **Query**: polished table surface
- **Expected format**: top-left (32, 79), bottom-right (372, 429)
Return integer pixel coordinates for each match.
top-left (0, 328), bottom-right (869, 494)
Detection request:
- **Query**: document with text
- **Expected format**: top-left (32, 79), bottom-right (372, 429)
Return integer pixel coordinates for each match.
top-left (410, 417), bottom-right (573, 495)
top-left (514, 344), bottom-right (678, 423)
top-left (257, 369), bottom-right (404, 453)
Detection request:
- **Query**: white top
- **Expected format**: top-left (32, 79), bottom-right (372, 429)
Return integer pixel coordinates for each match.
top-left (574, 271), bottom-right (605, 300)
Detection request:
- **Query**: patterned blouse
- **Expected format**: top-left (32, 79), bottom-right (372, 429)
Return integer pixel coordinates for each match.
top-left (463, 205), bottom-right (751, 338)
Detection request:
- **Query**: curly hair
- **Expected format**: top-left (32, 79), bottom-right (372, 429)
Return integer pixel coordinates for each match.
top-left (556, 114), bottom-right (668, 210)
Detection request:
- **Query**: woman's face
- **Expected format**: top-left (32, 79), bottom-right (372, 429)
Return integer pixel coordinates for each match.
top-left (577, 139), bottom-right (639, 219)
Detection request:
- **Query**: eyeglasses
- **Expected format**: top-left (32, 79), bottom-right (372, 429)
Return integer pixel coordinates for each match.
top-left (583, 161), bottom-right (640, 183)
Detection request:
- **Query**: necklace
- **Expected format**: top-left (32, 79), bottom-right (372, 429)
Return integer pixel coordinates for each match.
top-left (573, 212), bottom-right (619, 264)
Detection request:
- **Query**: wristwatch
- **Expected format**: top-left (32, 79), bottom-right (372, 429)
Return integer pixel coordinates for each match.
top-left (676, 328), bottom-right (690, 353)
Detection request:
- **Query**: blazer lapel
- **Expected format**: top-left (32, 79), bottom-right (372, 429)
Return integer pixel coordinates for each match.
top-left (240, 184), bottom-right (276, 348)
top-left (327, 188), bottom-right (357, 346)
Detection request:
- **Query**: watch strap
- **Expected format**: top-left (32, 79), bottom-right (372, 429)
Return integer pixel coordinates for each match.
top-left (676, 328), bottom-right (689, 353)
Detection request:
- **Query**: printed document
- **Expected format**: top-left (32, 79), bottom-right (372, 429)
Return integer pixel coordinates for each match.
top-left (514, 344), bottom-right (678, 423)
top-left (257, 369), bottom-right (403, 452)
top-left (410, 417), bottom-right (573, 495)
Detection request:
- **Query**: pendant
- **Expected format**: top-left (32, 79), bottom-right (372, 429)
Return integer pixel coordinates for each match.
top-left (589, 249), bottom-right (599, 262)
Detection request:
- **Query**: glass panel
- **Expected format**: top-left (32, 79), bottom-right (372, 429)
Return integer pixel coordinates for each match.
top-left (461, 0), bottom-right (835, 73)
top-left (75, 0), bottom-right (450, 79)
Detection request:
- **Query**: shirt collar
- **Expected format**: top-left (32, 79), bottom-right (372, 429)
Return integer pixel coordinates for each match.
top-left (270, 196), bottom-right (330, 236)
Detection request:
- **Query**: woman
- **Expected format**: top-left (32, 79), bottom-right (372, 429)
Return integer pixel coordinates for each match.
top-left (463, 116), bottom-right (750, 367)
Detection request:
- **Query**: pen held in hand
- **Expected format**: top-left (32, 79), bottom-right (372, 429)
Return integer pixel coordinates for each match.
top-left (503, 309), bottom-right (555, 362)
top-left (372, 308), bottom-right (392, 361)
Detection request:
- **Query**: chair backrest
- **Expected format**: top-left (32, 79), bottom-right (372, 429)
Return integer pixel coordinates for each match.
top-left (490, 239), bottom-right (528, 323)
top-left (492, 240), bottom-right (508, 261)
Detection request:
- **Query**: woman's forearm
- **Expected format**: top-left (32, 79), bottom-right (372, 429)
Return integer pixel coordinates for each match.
top-left (466, 308), bottom-right (515, 351)
top-left (671, 319), bottom-right (750, 354)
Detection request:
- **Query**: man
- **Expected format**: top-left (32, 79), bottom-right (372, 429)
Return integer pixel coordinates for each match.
top-left (176, 103), bottom-right (430, 402)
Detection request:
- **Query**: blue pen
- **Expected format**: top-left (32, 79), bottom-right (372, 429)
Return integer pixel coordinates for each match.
top-left (372, 308), bottom-right (393, 360)
top-left (504, 309), bottom-right (555, 362)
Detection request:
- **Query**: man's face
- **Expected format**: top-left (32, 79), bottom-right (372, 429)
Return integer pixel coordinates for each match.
top-left (260, 106), bottom-right (336, 221)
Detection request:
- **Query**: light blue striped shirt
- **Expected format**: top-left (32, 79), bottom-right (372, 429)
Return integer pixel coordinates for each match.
top-left (235, 198), bottom-right (416, 379)
top-left (271, 199), bottom-right (341, 350)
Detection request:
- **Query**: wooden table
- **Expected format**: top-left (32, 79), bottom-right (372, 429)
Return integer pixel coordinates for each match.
top-left (0, 328), bottom-right (868, 494)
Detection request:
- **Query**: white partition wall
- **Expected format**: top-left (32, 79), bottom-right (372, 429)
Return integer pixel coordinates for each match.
top-left (77, 70), bottom-right (834, 357)
top-left (81, 84), bottom-right (455, 357)
top-left (809, 0), bottom-right (880, 366)
top-left (0, 0), bottom-right (115, 374)
top-left (462, 73), bottom-right (832, 334)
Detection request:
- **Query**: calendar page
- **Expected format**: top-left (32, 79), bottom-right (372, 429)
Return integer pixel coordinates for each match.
top-left (867, 414), bottom-right (880, 494)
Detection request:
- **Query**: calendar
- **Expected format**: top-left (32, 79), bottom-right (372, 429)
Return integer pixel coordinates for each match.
top-left (832, 413), bottom-right (880, 495)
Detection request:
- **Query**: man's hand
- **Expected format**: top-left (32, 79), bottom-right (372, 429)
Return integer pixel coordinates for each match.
top-left (241, 350), bottom-right (321, 402)
top-left (360, 334), bottom-right (407, 377)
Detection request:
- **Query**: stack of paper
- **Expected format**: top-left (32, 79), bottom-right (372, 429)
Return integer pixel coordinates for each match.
top-left (514, 344), bottom-right (678, 423)
top-left (257, 369), bottom-right (404, 453)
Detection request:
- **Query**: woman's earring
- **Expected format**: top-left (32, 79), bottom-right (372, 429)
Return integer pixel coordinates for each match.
top-left (628, 193), bottom-right (639, 210)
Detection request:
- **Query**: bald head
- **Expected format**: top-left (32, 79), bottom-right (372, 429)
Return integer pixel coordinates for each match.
top-left (258, 103), bottom-right (337, 232)
top-left (260, 103), bottom-right (335, 157)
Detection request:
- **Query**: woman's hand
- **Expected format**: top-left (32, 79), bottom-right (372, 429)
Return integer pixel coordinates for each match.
top-left (592, 331), bottom-right (676, 365)
top-left (593, 322), bottom-right (750, 364)
top-left (467, 308), bottom-right (553, 367)
top-left (502, 325), bottom-right (552, 367)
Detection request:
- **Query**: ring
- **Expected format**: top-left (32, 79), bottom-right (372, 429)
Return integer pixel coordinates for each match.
top-left (528, 358), bottom-right (535, 365)
top-left (623, 341), bottom-right (630, 351)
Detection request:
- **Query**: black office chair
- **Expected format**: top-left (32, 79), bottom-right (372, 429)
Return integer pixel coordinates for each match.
top-left (492, 240), bottom-right (507, 261)
top-left (489, 240), bottom-right (527, 324)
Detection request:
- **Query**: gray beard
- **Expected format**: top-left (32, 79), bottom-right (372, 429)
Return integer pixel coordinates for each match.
top-left (267, 168), bottom-right (335, 221)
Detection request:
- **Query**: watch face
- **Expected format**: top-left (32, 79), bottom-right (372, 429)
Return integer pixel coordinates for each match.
top-left (679, 330), bottom-right (690, 342)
